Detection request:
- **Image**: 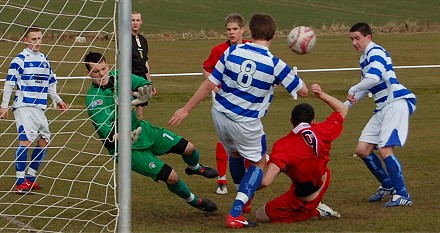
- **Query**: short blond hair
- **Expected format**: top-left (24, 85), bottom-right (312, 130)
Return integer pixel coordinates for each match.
top-left (224, 13), bottom-right (245, 28)
top-left (132, 11), bottom-right (142, 18)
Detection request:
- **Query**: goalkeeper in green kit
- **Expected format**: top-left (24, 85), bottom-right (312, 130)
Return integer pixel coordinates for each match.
top-left (84, 51), bottom-right (218, 212)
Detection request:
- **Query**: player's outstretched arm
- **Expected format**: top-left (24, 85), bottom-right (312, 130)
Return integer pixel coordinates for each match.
top-left (311, 83), bottom-right (348, 118)
top-left (169, 79), bottom-right (216, 126)
top-left (202, 69), bottom-right (220, 93)
top-left (202, 69), bottom-right (210, 80)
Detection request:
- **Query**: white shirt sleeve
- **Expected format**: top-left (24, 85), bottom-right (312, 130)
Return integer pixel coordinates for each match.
top-left (48, 84), bottom-right (62, 104)
top-left (1, 84), bottom-right (14, 108)
top-left (344, 90), bottom-right (369, 107)
top-left (348, 77), bottom-right (377, 95)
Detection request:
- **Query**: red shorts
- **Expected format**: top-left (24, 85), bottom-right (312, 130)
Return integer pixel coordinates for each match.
top-left (264, 170), bottom-right (331, 223)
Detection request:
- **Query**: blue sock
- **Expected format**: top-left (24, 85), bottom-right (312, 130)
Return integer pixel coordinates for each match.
top-left (384, 155), bottom-right (409, 197)
top-left (27, 147), bottom-right (47, 182)
top-left (229, 165), bottom-right (263, 217)
top-left (15, 145), bottom-right (29, 185)
top-left (30, 147), bottom-right (46, 170)
top-left (228, 156), bottom-right (246, 185)
top-left (362, 152), bottom-right (393, 189)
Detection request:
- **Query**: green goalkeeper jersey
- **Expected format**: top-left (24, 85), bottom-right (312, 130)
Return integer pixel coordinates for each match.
top-left (85, 70), bottom-right (152, 154)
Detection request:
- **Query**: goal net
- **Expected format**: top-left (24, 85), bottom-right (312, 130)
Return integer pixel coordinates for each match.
top-left (0, 1), bottom-right (118, 232)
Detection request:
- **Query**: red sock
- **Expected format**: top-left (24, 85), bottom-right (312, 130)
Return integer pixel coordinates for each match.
top-left (216, 141), bottom-right (228, 184)
top-left (244, 159), bottom-right (250, 169)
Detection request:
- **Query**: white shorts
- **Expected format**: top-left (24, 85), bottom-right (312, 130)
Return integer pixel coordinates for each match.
top-left (211, 107), bottom-right (266, 162)
top-left (13, 107), bottom-right (50, 142)
top-left (359, 99), bottom-right (411, 148)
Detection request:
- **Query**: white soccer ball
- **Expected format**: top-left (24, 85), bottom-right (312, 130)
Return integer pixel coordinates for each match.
top-left (287, 26), bottom-right (317, 55)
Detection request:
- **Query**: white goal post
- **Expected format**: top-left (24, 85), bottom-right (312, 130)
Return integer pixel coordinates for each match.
top-left (0, 1), bottom-right (121, 232)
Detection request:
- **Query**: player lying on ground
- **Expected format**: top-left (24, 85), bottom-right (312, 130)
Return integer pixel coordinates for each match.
top-left (256, 83), bottom-right (347, 223)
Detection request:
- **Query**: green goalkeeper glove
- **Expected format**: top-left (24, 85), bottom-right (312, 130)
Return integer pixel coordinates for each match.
top-left (131, 85), bottom-right (153, 106)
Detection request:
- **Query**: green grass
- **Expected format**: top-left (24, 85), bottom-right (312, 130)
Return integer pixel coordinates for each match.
top-left (0, 0), bottom-right (440, 232)
top-left (130, 71), bottom-right (440, 232)
top-left (1, 0), bottom-right (439, 39)
top-left (138, 0), bottom-right (440, 34)
top-left (0, 0), bottom-right (114, 33)
top-left (3, 33), bottom-right (438, 231)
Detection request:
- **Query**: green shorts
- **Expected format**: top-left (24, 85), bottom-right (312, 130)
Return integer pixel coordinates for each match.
top-left (132, 120), bottom-right (183, 153)
top-left (129, 120), bottom-right (184, 180)
top-left (131, 149), bottom-right (165, 180)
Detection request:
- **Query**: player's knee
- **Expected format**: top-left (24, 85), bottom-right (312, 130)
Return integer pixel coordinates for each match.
top-left (255, 204), bottom-right (271, 223)
top-left (36, 137), bottom-right (49, 147)
top-left (354, 150), bottom-right (368, 158)
top-left (19, 140), bottom-right (32, 147)
top-left (166, 169), bottom-right (179, 184)
top-left (378, 147), bottom-right (394, 159)
top-left (355, 144), bottom-right (373, 158)
top-left (182, 141), bottom-right (196, 156)
top-left (156, 163), bottom-right (175, 183)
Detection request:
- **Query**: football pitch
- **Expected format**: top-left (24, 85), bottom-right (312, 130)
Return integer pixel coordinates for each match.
top-left (134, 33), bottom-right (440, 232)
top-left (0, 0), bottom-right (439, 232)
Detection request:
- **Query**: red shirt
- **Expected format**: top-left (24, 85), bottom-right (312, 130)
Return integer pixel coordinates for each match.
top-left (203, 39), bottom-right (251, 73)
top-left (269, 112), bottom-right (344, 193)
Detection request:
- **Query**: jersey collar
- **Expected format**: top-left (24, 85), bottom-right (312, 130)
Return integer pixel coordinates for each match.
top-left (293, 122), bottom-right (311, 134)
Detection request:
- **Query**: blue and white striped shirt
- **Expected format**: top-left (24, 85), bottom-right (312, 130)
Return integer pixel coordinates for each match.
top-left (5, 48), bottom-right (57, 110)
top-left (208, 43), bottom-right (303, 122)
top-left (359, 42), bottom-right (416, 113)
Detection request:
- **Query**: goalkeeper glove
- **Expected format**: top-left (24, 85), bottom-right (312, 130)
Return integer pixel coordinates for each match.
top-left (130, 127), bottom-right (142, 144)
top-left (131, 85), bottom-right (153, 106)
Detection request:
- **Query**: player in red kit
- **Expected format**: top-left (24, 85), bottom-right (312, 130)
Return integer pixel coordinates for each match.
top-left (256, 84), bottom-right (348, 223)
top-left (202, 13), bottom-right (250, 195)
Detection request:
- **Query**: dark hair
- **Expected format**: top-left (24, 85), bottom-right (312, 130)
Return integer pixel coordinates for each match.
top-left (84, 51), bottom-right (106, 71)
top-left (349, 22), bottom-right (372, 37)
top-left (291, 103), bottom-right (315, 126)
top-left (24, 25), bottom-right (42, 37)
top-left (249, 13), bottom-right (276, 41)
